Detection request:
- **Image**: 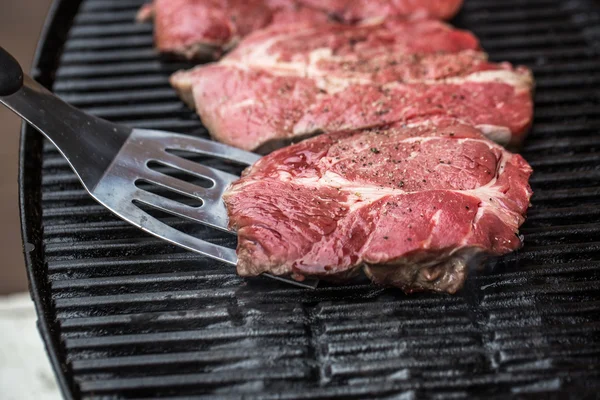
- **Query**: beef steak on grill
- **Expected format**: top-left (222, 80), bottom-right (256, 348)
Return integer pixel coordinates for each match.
top-left (139, 0), bottom-right (464, 60)
top-left (295, 0), bottom-right (464, 22)
top-left (172, 19), bottom-right (483, 103)
top-left (212, 20), bottom-right (484, 84)
top-left (137, 0), bottom-right (326, 60)
top-left (171, 20), bottom-right (533, 152)
top-left (293, 70), bottom-right (533, 146)
top-left (224, 122), bottom-right (533, 293)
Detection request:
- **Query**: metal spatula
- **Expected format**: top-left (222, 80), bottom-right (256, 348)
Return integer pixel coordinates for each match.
top-left (0, 47), bottom-right (317, 289)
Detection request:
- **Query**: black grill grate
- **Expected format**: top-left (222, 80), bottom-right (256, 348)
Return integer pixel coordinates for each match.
top-left (20, 0), bottom-right (600, 398)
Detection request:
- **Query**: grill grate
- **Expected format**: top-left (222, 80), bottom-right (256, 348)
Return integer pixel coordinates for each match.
top-left (20, 0), bottom-right (600, 398)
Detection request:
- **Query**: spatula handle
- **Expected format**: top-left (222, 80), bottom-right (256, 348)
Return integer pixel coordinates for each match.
top-left (0, 47), bottom-right (23, 97)
top-left (0, 46), bottom-right (132, 190)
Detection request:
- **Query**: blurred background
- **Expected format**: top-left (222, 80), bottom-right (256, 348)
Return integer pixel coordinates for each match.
top-left (0, 0), bottom-right (53, 294)
top-left (1, 1), bottom-right (62, 399)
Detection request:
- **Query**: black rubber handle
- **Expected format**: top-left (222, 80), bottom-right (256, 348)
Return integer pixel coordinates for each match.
top-left (0, 47), bottom-right (24, 97)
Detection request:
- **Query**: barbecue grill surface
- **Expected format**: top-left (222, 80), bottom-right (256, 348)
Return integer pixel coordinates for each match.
top-left (20, 0), bottom-right (600, 398)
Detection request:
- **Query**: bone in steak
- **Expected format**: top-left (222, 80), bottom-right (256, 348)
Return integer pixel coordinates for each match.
top-left (171, 20), bottom-right (533, 152)
top-left (139, 0), bottom-right (464, 60)
top-left (224, 122), bottom-right (533, 293)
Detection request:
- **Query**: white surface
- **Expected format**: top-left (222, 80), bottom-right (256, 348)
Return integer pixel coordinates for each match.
top-left (0, 293), bottom-right (62, 400)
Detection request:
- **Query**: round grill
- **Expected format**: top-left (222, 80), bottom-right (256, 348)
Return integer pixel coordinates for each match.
top-left (20, 0), bottom-right (600, 398)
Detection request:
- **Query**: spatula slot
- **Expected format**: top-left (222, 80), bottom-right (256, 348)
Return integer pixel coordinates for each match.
top-left (165, 149), bottom-right (248, 177)
top-left (135, 179), bottom-right (204, 208)
top-left (146, 160), bottom-right (215, 189)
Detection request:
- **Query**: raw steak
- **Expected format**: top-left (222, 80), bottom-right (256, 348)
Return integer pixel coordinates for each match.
top-left (137, 0), bottom-right (326, 60)
top-left (224, 122), bottom-right (533, 293)
top-left (223, 19), bottom-right (483, 80)
top-left (295, 0), bottom-right (464, 22)
top-left (293, 69), bottom-right (534, 146)
top-left (173, 19), bottom-right (483, 104)
top-left (139, 0), bottom-right (464, 60)
top-left (174, 65), bottom-right (322, 153)
top-left (171, 19), bottom-right (533, 152)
